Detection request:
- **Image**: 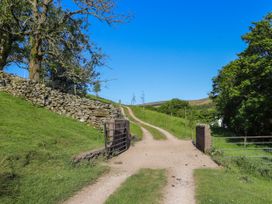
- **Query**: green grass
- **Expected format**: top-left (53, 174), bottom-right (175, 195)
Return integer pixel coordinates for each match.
top-left (195, 169), bottom-right (272, 204)
top-left (86, 94), bottom-right (116, 105)
top-left (211, 127), bottom-right (272, 177)
top-left (130, 106), bottom-right (193, 139)
top-left (141, 124), bottom-right (166, 140)
top-left (0, 92), bottom-right (108, 204)
top-left (105, 169), bottom-right (167, 204)
top-left (123, 107), bottom-right (166, 140)
top-left (122, 107), bottom-right (143, 140)
top-left (194, 127), bottom-right (272, 204)
top-left (130, 122), bottom-right (143, 140)
top-left (212, 128), bottom-right (272, 157)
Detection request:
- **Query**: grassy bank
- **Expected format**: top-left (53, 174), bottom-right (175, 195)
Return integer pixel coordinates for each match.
top-left (86, 94), bottom-right (115, 105)
top-left (130, 106), bottom-right (193, 139)
top-left (0, 92), bottom-right (107, 204)
top-left (123, 107), bottom-right (166, 140)
top-left (105, 169), bottom-right (167, 204)
top-left (130, 122), bottom-right (143, 140)
top-left (122, 107), bottom-right (143, 140)
top-left (194, 128), bottom-right (272, 204)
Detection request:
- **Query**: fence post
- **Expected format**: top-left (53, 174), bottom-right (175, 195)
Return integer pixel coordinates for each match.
top-left (244, 136), bottom-right (247, 148)
top-left (196, 124), bottom-right (212, 153)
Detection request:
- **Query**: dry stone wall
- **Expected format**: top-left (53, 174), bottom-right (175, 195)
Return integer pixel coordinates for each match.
top-left (0, 71), bottom-right (122, 128)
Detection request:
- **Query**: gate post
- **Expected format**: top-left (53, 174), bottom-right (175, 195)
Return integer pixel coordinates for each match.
top-left (196, 124), bottom-right (212, 153)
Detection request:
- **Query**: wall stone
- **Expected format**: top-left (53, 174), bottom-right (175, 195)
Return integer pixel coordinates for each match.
top-left (0, 71), bottom-right (122, 128)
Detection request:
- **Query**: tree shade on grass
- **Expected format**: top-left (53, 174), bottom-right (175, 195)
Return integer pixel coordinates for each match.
top-left (0, 92), bottom-right (107, 204)
top-left (130, 106), bottom-right (193, 139)
top-left (105, 169), bottom-right (167, 204)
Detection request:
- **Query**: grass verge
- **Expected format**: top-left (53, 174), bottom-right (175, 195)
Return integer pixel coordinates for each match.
top-left (105, 169), bottom-right (167, 204)
top-left (123, 107), bottom-right (166, 140)
top-left (194, 127), bottom-right (272, 204)
top-left (122, 107), bottom-right (143, 140)
top-left (86, 94), bottom-right (115, 105)
top-left (194, 169), bottom-right (272, 204)
top-left (130, 106), bottom-right (192, 139)
top-left (0, 92), bottom-right (107, 204)
top-left (130, 122), bottom-right (144, 140)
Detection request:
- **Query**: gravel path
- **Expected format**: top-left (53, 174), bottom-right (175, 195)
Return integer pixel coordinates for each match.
top-left (64, 107), bottom-right (217, 204)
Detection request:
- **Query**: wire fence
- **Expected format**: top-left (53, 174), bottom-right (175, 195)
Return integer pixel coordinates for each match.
top-left (212, 135), bottom-right (272, 164)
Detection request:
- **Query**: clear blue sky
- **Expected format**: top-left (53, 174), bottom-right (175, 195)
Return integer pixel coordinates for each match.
top-left (6, 0), bottom-right (272, 104)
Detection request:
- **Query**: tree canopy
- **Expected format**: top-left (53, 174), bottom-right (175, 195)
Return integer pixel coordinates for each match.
top-left (0, 0), bottom-right (126, 95)
top-left (211, 13), bottom-right (272, 136)
top-left (157, 99), bottom-right (189, 117)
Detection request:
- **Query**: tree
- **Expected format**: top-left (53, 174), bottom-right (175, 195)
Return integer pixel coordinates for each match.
top-left (29, 0), bottom-right (125, 81)
top-left (158, 99), bottom-right (189, 117)
top-left (0, 0), bottom-right (29, 70)
top-left (1, 0), bottom-right (125, 81)
top-left (0, 0), bottom-right (126, 96)
top-left (42, 9), bottom-right (104, 95)
top-left (211, 13), bottom-right (272, 135)
top-left (93, 81), bottom-right (101, 97)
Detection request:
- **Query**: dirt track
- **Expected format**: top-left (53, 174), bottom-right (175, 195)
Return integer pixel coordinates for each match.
top-left (64, 107), bottom-right (217, 204)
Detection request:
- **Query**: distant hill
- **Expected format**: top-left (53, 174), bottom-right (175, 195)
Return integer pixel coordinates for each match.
top-left (187, 98), bottom-right (213, 106)
top-left (142, 98), bottom-right (212, 107)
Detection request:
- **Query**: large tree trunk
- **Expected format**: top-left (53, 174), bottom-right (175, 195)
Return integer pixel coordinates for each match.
top-left (29, 0), bottom-right (48, 81)
top-left (29, 35), bottom-right (42, 81)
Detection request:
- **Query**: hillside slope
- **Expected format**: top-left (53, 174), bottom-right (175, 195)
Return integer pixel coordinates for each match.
top-left (130, 106), bottom-right (193, 139)
top-left (0, 92), bottom-right (107, 204)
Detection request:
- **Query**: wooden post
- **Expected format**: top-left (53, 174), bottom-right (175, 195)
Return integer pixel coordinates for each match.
top-left (244, 136), bottom-right (247, 148)
top-left (196, 124), bottom-right (212, 153)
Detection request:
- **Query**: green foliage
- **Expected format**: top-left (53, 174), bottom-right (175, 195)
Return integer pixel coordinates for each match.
top-left (157, 98), bottom-right (189, 117)
top-left (105, 169), bottom-right (167, 204)
top-left (0, 92), bottom-right (107, 204)
top-left (0, 0), bottom-right (126, 94)
top-left (147, 99), bottom-right (216, 125)
top-left (0, 0), bottom-right (29, 69)
top-left (212, 13), bottom-right (272, 135)
top-left (93, 81), bottom-right (102, 96)
top-left (190, 104), bottom-right (217, 124)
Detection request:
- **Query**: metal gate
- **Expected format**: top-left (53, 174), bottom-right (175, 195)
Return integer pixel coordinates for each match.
top-left (104, 119), bottom-right (131, 157)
